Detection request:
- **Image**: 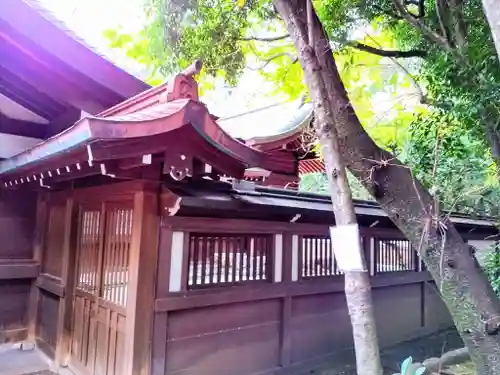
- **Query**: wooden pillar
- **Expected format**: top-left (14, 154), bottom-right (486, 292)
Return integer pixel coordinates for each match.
top-left (363, 236), bottom-right (374, 276)
top-left (279, 233), bottom-right (293, 367)
top-left (291, 234), bottom-right (299, 281)
top-left (273, 234), bottom-right (283, 283)
top-left (54, 198), bottom-right (76, 368)
top-left (125, 187), bottom-right (160, 375)
top-left (168, 231), bottom-right (186, 292)
top-left (282, 234), bottom-right (293, 283)
top-left (27, 193), bottom-right (47, 343)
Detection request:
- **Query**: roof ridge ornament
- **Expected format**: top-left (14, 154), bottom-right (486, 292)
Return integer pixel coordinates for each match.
top-left (164, 59), bottom-right (203, 103)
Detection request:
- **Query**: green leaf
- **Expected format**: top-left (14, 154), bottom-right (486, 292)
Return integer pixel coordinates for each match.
top-left (401, 356), bottom-right (413, 375)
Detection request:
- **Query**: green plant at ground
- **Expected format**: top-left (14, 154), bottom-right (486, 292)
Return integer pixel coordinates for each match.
top-left (400, 356), bottom-right (426, 375)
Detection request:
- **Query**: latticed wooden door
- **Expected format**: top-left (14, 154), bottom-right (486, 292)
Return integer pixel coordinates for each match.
top-left (70, 203), bottom-right (133, 375)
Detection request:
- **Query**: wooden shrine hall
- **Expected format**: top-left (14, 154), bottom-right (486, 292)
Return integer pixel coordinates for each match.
top-left (1, 58), bottom-right (499, 375)
top-left (0, 2), bottom-right (499, 375)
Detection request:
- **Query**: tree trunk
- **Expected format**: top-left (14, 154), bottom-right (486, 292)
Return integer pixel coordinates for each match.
top-left (482, 0), bottom-right (500, 63)
top-left (314, 60), bottom-right (384, 375)
top-left (273, 1), bottom-right (500, 374)
top-left (274, 1), bottom-right (384, 375)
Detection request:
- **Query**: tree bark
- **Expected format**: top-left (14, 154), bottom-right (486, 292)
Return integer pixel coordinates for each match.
top-left (482, 0), bottom-right (500, 63)
top-left (275, 1), bottom-right (384, 375)
top-left (273, 1), bottom-right (500, 374)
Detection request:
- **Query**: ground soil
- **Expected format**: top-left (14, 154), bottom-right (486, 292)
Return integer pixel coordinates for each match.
top-left (301, 329), bottom-right (463, 375)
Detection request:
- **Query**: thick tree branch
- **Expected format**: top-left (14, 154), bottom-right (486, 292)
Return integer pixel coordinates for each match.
top-left (391, 0), bottom-right (454, 52)
top-left (435, 0), bottom-right (454, 47)
top-left (391, 0), bottom-right (470, 66)
top-left (448, 0), bottom-right (467, 49)
top-left (247, 52), bottom-right (298, 70)
top-left (351, 42), bottom-right (427, 58)
top-left (246, 40), bottom-right (297, 70)
top-left (240, 34), bottom-right (290, 42)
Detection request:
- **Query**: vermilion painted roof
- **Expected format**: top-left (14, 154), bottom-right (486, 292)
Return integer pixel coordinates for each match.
top-left (299, 158), bottom-right (325, 174)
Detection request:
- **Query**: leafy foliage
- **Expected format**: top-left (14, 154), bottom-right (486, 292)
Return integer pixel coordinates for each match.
top-left (400, 110), bottom-right (500, 216)
top-left (484, 245), bottom-right (500, 296)
top-left (317, 0), bottom-right (500, 216)
top-left (400, 356), bottom-right (426, 375)
top-left (300, 172), bottom-right (374, 201)
top-left (102, 0), bottom-right (500, 218)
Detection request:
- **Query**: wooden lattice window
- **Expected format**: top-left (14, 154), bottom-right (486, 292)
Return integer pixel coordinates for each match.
top-left (188, 234), bottom-right (272, 288)
top-left (101, 208), bottom-right (133, 306)
top-left (374, 239), bottom-right (417, 273)
top-left (75, 207), bottom-right (133, 306)
top-left (300, 235), bottom-right (342, 278)
top-left (76, 210), bottom-right (101, 294)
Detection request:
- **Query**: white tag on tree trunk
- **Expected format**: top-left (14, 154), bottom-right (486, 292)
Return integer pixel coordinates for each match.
top-left (329, 224), bottom-right (365, 272)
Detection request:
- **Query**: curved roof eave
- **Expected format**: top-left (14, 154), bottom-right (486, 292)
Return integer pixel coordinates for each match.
top-left (0, 99), bottom-right (298, 184)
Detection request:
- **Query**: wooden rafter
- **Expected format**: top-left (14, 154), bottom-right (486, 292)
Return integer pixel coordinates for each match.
top-left (0, 113), bottom-right (48, 139)
top-left (0, 0), bottom-right (148, 100)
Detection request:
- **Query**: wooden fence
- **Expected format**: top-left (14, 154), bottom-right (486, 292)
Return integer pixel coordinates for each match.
top-left (150, 218), bottom-right (452, 375)
top-left (0, 182), bottom-right (496, 375)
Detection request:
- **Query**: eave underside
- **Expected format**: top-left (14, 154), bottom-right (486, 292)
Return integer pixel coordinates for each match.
top-left (0, 1), bottom-right (149, 144)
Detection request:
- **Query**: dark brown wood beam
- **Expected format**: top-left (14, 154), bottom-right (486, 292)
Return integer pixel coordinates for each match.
top-left (36, 274), bottom-right (65, 298)
top-left (0, 113), bottom-right (48, 138)
top-left (0, 64), bottom-right (67, 119)
top-left (0, 259), bottom-right (39, 280)
top-left (0, 37), bottom-right (107, 114)
top-left (47, 108), bottom-right (82, 135)
top-left (0, 8), bottom-right (147, 102)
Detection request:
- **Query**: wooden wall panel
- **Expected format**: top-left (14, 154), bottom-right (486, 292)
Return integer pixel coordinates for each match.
top-left (153, 280), bottom-right (452, 375)
top-left (0, 190), bottom-right (38, 344)
top-left (424, 282), bottom-right (452, 331)
top-left (0, 280), bottom-right (30, 337)
top-left (163, 300), bottom-right (281, 375)
top-left (41, 204), bottom-right (66, 278)
top-left (372, 284), bottom-right (422, 346)
top-left (0, 190), bottom-right (37, 260)
top-left (36, 289), bottom-right (59, 357)
top-left (167, 299), bottom-right (281, 340)
top-left (290, 292), bottom-right (352, 363)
